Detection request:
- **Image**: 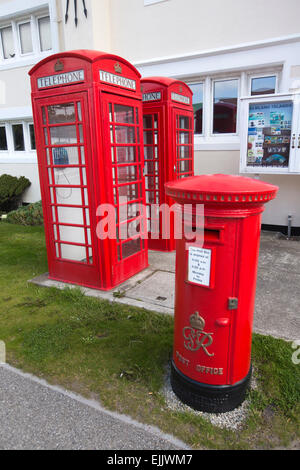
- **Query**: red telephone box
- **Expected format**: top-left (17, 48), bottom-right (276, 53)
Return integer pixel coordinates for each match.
top-left (165, 174), bottom-right (278, 412)
top-left (141, 77), bottom-right (194, 251)
top-left (29, 50), bottom-right (148, 290)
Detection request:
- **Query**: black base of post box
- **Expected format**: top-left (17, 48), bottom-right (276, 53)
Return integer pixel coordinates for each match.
top-left (171, 361), bottom-right (252, 414)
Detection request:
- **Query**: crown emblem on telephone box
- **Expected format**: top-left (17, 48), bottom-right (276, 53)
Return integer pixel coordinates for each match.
top-left (114, 62), bottom-right (122, 74)
top-left (54, 59), bottom-right (64, 72)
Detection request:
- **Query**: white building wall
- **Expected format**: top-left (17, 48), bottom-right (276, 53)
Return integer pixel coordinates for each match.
top-left (109, 0), bottom-right (300, 62)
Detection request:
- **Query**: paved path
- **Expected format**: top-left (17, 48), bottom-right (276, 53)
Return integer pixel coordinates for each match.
top-left (0, 364), bottom-right (189, 450)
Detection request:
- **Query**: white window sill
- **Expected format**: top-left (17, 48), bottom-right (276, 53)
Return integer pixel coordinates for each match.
top-left (0, 152), bottom-right (37, 163)
top-left (0, 50), bottom-right (54, 71)
top-left (194, 136), bottom-right (240, 151)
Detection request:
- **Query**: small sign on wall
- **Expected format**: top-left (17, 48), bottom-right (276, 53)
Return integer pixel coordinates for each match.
top-left (188, 246), bottom-right (212, 287)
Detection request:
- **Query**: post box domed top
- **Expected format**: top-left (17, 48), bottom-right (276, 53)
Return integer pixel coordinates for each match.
top-left (165, 174), bottom-right (278, 206)
top-left (29, 50), bottom-right (141, 95)
top-left (141, 76), bottom-right (193, 105)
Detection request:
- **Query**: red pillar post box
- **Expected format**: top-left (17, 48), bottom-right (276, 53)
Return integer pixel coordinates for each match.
top-left (141, 77), bottom-right (194, 251)
top-left (29, 50), bottom-right (147, 290)
top-left (165, 174), bottom-right (278, 413)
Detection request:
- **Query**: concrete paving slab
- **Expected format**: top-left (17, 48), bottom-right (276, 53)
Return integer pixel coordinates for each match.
top-left (0, 364), bottom-right (189, 450)
top-left (148, 250), bottom-right (176, 273)
top-left (126, 271), bottom-right (175, 309)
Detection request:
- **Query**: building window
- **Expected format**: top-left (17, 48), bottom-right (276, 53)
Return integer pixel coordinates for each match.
top-left (18, 21), bottom-right (33, 54)
top-left (0, 126), bottom-right (8, 150)
top-left (38, 16), bottom-right (51, 52)
top-left (12, 124), bottom-right (25, 151)
top-left (189, 82), bottom-right (203, 135)
top-left (18, 21), bottom-right (33, 55)
top-left (0, 10), bottom-right (52, 63)
top-left (29, 123), bottom-right (36, 150)
top-left (213, 79), bottom-right (238, 134)
top-left (0, 26), bottom-right (15, 59)
top-left (250, 75), bottom-right (277, 96)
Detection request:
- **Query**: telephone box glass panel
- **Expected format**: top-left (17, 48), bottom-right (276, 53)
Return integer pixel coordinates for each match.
top-left (42, 100), bottom-right (93, 264)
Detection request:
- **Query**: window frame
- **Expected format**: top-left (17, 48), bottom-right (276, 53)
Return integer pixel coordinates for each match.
top-left (0, 124), bottom-right (8, 152)
top-left (11, 122), bottom-right (26, 152)
top-left (0, 23), bottom-right (16, 61)
top-left (188, 81), bottom-right (205, 137)
top-left (239, 92), bottom-right (300, 175)
top-left (211, 76), bottom-right (240, 137)
top-left (248, 72), bottom-right (279, 97)
top-left (0, 120), bottom-right (36, 157)
top-left (36, 14), bottom-right (52, 53)
top-left (17, 18), bottom-right (34, 56)
top-left (0, 7), bottom-right (54, 66)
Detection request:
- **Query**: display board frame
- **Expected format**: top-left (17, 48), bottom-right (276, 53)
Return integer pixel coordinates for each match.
top-left (240, 93), bottom-right (300, 174)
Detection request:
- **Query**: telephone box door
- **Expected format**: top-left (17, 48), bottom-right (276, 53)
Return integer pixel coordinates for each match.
top-left (172, 108), bottom-right (194, 180)
top-left (142, 108), bottom-right (168, 249)
top-left (101, 93), bottom-right (147, 284)
top-left (35, 92), bottom-right (100, 288)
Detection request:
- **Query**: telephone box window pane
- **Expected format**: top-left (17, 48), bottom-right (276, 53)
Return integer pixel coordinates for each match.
top-left (19, 22), bottom-right (33, 54)
top-left (178, 131), bottom-right (190, 144)
top-left (115, 146), bottom-right (136, 163)
top-left (12, 124), bottom-right (25, 151)
top-left (54, 187), bottom-right (82, 204)
top-left (117, 165), bottom-right (139, 183)
top-left (57, 206), bottom-right (84, 225)
top-left (59, 225), bottom-right (85, 244)
top-left (50, 125), bottom-right (77, 144)
top-left (29, 124), bottom-right (36, 149)
top-left (1, 26), bottom-right (15, 59)
top-left (119, 184), bottom-right (140, 202)
top-left (115, 126), bottom-right (135, 144)
top-left (114, 104), bottom-right (134, 124)
top-left (52, 146), bottom-right (79, 165)
top-left (38, 16), bottom-right (52, 51)
top-left (53, 167), bottom-right (81, 187)
top-left (122, 238), bottom-right (141, 259)
top-left (144, 146), bottom-right (154, 160)
top-left (251, 76), bottom-right (276, 96)
top-left (213, 79), bottom-right (238, 134)
top-left (77, 102), bottom-right (82, 121)
top-left (143, 115), bottom-right (152, 129)
top-left (179, 116), bottom-right (190, 129)
top-left (60, 244), bottom-right (87, 262)
top-left (189, 83), bottom-right (203, 134)
top-left (144, 131), bottom-right (153, 145)
top-left (48, 103), bottom-right (76, 124)
top-left (0, 127), bottom-right (8, 150)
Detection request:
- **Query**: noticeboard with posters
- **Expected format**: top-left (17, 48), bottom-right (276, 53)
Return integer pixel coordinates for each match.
top-left (240, 94), bottom-right (300, 174)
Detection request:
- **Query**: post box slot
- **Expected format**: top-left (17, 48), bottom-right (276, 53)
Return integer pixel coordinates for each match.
top-left (204, 228), bottom-right (221, 241)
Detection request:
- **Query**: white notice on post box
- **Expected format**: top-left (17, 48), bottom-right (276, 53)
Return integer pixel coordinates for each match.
top-left (188, 246), bottom-right (211, 287)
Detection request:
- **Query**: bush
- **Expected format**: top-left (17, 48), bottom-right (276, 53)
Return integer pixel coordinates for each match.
top-left (0, 174), bottom-right (31, 212)
top-left (6, 201), bottom-right (43, 226)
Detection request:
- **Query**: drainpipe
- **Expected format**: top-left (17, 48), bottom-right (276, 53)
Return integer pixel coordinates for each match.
top-left (287, 214), bottom-right (292, 239)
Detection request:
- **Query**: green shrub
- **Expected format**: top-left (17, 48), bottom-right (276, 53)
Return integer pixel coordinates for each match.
top-left (0, 174), bottom-right (31, 212)
top-left (6, 201), bottom-right (43, 226)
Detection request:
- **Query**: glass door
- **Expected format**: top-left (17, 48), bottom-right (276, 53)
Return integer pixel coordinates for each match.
top-left (103, 94), bottom-right (146, 267)
top-left (36, 92), bottom-right (100, 288)
top-left (143, 112), bottom-right (161, 237)
top-left (174, 110), bottom-right (194, 179)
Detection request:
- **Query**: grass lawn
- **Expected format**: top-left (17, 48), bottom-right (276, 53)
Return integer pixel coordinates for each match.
top-left (0, 222), bottom-right (299, 449)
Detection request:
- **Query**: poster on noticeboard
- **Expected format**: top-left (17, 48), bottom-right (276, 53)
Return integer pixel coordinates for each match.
top-left (247, 101), bottom-right (293, 168)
